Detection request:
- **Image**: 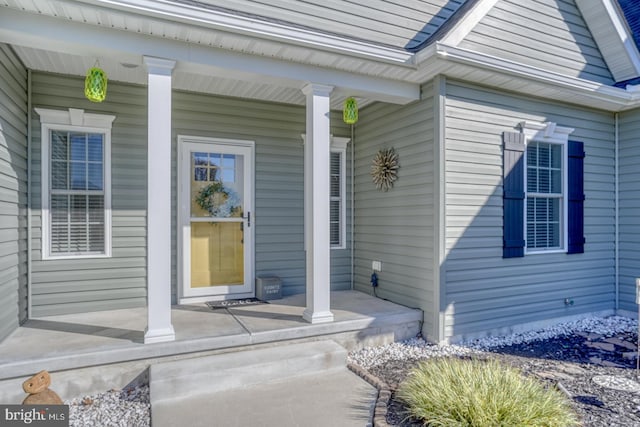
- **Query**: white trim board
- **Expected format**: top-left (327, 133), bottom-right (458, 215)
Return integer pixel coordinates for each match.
top-left (35, 107), bottom-right (114, 260)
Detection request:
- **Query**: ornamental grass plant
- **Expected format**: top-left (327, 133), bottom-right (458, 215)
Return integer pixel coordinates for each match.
top-left (397, 357), bottom-right (579, 427)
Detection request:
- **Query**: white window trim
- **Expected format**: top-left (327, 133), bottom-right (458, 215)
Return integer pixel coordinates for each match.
top-left (520, 121), bottom-right (574, 255)
top-left (331, 137), bottom-right (349, 250)
top-left (36, 108), bottom-right (115, 260)
top-left (300, 134), bottom-right (350, 250)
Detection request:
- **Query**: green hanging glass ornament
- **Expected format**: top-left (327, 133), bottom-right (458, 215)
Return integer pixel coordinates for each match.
top-left (343, 97), bottom-right (358, 125)
top-left (85, 63), bottom-right (107, 103)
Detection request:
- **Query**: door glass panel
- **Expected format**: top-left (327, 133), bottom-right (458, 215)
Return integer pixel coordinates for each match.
top-left (189, 150), bottom-right (245, 290)
top-left (190, 152), bottom-right (244, 218)
top-left (190, 222), bottom-right (244, 288)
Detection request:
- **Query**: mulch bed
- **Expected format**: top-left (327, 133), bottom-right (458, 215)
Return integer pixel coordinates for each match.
top-left (362, 331), bottom-right (640, 426)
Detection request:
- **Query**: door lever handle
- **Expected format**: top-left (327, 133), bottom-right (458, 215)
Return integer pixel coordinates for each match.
top-left (244, 211), bottom-right (251, 227)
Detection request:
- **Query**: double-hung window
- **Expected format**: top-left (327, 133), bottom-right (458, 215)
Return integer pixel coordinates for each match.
top-left (525, 141), bottom-right (565, 251)
top-left (330, 138), bottom-right (349, 249)
top-left (37, 108), bottom-right (115, 259)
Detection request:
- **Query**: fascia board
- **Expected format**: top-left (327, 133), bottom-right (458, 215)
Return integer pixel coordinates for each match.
top-left (575, 0), bottom-right (640, 81)
top-left (438, 0), bottom-right (501, 47)
top-left (75, 0), bottom-right (414, 64)
top-left (434, 43), bottom-right (638, 110)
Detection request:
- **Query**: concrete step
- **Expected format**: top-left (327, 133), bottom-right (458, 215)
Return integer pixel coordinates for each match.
top-left (151, 368), bottom-right (376, 427)
top-left (150, 340), bottom-right (347, 407)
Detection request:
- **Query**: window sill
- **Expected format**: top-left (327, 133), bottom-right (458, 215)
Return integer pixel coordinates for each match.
top-left (42, 253), bottom-right (112, 261)
top-left (525, 249), bottom-right (566, 255)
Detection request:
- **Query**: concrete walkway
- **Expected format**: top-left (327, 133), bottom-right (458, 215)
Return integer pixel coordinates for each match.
top-left (151, 340), bottom-right (375, 427)
top-left (152, 369), bottom-right (376, 427)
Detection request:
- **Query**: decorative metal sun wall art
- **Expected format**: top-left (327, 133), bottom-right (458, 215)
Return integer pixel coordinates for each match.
top-left (370, 147), bottom-right (399, 191)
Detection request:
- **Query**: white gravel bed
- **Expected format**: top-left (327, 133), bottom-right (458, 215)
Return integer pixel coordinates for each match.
top-left (348, 315), bottom-right (638, 368)
top-left (66, 386), bottom-right (150, 427)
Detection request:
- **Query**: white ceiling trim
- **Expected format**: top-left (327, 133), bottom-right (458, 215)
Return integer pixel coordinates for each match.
top-left (76, 0), bottom-right (414, 64)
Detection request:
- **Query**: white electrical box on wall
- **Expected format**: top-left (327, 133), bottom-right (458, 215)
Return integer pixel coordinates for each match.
top-left (372, 261), bottom-right (382, 272)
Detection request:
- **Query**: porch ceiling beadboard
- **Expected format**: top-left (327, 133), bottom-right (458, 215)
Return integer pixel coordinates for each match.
top-left (171, 89), bottom-right (351, 302)
top-left (618, 107), bottom-right (640, 313)
top-left (30, 73), bottom-right (148, 317)
top-left (353, 82), bottom-right (437, 340)
top-left (443, 80), bottom-right (616, 339)
top-left (0, 44), bottom-right (28, 340)
top-left (457, 0), bottom-right (615, 85)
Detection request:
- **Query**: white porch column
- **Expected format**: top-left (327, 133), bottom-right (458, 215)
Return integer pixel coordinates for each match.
top-left (302, 83), bottom-right (334, 324)
top-left (144, 56), bottom-right (176, 344)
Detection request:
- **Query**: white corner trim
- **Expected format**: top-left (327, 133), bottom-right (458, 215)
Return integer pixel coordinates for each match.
top-left (439, 0), bottom-right (501, 47)
top-left (84, 0), bottom-right (413, 63)
top-left (35, 108), bottom-right (116, 128)
top-left (519, 121), bottom-right (575, 144)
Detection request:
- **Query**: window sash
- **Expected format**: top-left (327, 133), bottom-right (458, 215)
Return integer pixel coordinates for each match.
top-left (525, 140), bottom-right (566, 252)
top-left (49, 130), bottom-right (106, 256)
top-left (330, 151), bottom-right (342, 247)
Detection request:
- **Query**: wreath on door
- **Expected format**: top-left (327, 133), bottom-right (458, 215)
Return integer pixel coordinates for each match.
top-left (195, 180), bottom-right (242, 217)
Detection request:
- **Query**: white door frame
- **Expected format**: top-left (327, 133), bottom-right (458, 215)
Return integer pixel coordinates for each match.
top-left (177, 135), bottom-right (255, 304)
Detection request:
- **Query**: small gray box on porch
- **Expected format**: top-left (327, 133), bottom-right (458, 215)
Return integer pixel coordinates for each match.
top-left (256, 276), bottom-right (282, 300)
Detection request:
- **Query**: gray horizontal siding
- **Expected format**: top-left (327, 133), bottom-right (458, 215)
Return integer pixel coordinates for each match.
top-left (200, 0), bottom-right (463, 49)
top-left (459, 0), bottom-right (614, 84)
top-left (172, 91), bottom-right (351, 299)
top-left (618, 108), bottom-right (640, 313)
top-left (444, 80), bottom-right (615, 339)
top-left (30, 72), bottom-right (148, 317)
top-left (354, 82), bottom-right (436, 338)
top-left (31, 73), bottom-right (352, 314)
top-left (0, 43), bottom-right (27, 341)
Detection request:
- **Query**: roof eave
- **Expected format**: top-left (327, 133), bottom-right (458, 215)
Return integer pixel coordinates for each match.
top-left (575, 0), bottom-right (640, 83)
top-left (417, 43), bottom-right (640, 112)
top-left (75, 0), bottom-right (414, 65)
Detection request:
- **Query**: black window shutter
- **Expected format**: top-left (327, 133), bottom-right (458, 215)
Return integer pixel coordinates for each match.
top-left (567, 140), bottom-right (585, 254)
top-left (503, 132), bottom-right (526, 258)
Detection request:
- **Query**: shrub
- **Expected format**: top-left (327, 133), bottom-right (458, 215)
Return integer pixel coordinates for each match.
top-left (397, 358), bottom-right (579, 427)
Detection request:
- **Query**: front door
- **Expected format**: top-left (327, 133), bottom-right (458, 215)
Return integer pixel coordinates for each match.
top-left (178, 136), bottom-right (254, 303)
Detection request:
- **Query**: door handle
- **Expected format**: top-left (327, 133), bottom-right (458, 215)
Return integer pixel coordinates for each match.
top-left (244, 211), bottom-right (251, 227)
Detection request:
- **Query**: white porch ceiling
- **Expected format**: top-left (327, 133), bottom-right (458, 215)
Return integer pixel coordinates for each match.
top-left (13, 45), bottom-right (371, 109)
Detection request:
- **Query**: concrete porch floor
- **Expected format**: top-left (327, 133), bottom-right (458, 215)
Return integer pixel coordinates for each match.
top-left (0, 291), bottom-right (421, 394)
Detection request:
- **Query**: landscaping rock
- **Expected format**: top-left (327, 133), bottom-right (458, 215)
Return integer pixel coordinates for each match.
top-left (585, 341), bottom-right (615, 352)
top-left (349, 315), bottom-right (640, 427)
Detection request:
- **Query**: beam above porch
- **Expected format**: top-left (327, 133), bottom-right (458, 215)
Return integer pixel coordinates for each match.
top-left (0, 7), bottom-right (420, 105)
